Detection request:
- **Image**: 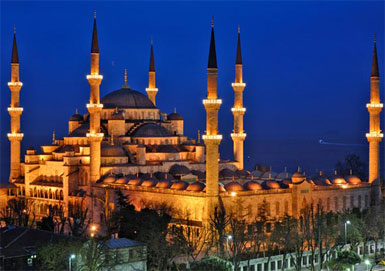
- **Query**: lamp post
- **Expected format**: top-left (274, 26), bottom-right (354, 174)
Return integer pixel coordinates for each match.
top-left (68, 254), bottom-right (75, 271)
top-left (344, 220), bottom-right (351, 245)
top-left (225, 235), bottom-right (232, 259)
top-left (365, 259), bottom-right (370, 271)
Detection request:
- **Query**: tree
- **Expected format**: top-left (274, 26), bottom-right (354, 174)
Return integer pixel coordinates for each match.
top-left (77, 238), bottom-right (107, 271)
top-left (190, 256), bottom-right (233, 271)
top-left (335, 154), bottom-right (365, 180)
top-left (0, 197), bottom-right (35, 227)
top-left (209, 199), bottom-right (230, 258)
top-left (37, 239), bottom-right (82, 271)
top-left (325, 250), bottom-right (361, 271)
top-left (228, 215), bottom-right (248, 271)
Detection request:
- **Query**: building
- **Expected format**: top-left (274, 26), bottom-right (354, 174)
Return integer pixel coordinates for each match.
top-left (0, 14), bottom-right (381, 229)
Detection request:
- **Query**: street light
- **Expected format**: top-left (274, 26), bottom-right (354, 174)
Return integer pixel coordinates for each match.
top-left (225, 235), bottom-right (232, 259)
top-left (68, 254), bottom-right (75, 271)
top-left (365, 259), bottom-right (370, 271)
top-left (344, 220), bottom-right (351, 245)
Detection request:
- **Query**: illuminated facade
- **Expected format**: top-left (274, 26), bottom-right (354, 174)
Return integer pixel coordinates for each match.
top-left (0, 15), bottom-right (381, 228)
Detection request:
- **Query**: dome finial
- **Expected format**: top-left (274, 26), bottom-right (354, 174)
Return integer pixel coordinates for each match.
top-left (238, 25), bottom-right (240, 34)
top-left (75, 108), bottom-right (78, 114)
top-left (374, 33), bottom-right (376, 43)
top-left (174, 107), bottom-right (177, 113)
top-left (151, 36), bottom-right (153, 46)
top-left (122, 68), bottom-right (129, 88)
top-left (211, 16), bottom-right (214, 28)
top-left (94, 9), bottom-right (96, 19)
top-left (13, 25), bottom-right (16, 34)
top-left (197, 130), bottom-right (201, 144)
top-left (52, 130), bottom-right (56, 144)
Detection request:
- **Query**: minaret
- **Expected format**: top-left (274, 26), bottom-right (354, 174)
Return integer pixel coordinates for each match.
top-left (8, 26), bottom-right (24, 181)
top-left (366, 34), bottom-right (383, 184)
top-left (146, 38), bottom-right (158, 106)
top-left (86, 11), bottom-right (104, 183)
top-left (231, 26), bottom-right (246, 170)
top-left (203, 19), bottom-right (222, 214)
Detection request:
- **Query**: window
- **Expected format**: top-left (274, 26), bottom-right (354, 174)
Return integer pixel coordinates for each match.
top-left (365, 195), bottom-right (369, 207)
top-left (350, 195), bottom-right (354, 208)
top-left (266, 223), bottom-right (272, 233)
top-left (129, 249), bottom-right (134, 259)
top-left (302, 256), bottom-right (307, 266)
top-left (275, 202), bottom-right (280, 217)
top-left (358, 195), bottom-right (362, 208)
top-left (271, 261), bottom-right (275, 270)
top-left (257, 263), bottom-right (262, 271)
top-left (277, 260), bottom-right (282, 269)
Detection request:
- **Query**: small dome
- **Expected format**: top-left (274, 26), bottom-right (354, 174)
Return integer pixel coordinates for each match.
top-left (224, 181), bottom-right (244, 192)
top-left (314, 177), bottom-right (332, 186)
top-left (191, 170), bottom-right (205, 180)
top-left (235, 169), bottom-right (250, 178)
top-left (292, 171), bottom-right (306, 183)
top-left (203, 183), bottom-right (226, 193)
top-left (153, 172), bottom-right (174, 181)
top-left (104, 176), bottom-right (116, 184)
top-left (243, 181), bottom-right (262, 191)
top-left (186, 181), bottom-right (206, 192)
top-left (70, 114), bottom-right (83, 121)
top-left (156, 180), bottom-right (172, 188)
top-left (110, 111), bottom-right (124, 120)
top-left (262, 180), bottom-right (280, 189)
top-left (170, 180), bottom-right (188, 190)
top-left (251, 170), bottom-right (263, 178)
top-left (128, 179), bottom-right (142, 186)
top-left (281, 179), bottom-right (292, 186)
top-left (346, 175), bottom-right (361, 185)
top-left (168, 112), bottom-right (183, 120)
top-left (169, 164), bottom-right (191, 176)
top-left (141, 179), bottom-right (158, 187)
top-left (331, 176), bottom-right (347, 184)
top-left (115, 176), bottom-right (130, 184)
top-left (131, 123), bottom-right (173, 137)
top-left (101, 143), bottom-right (126, 157)
top-left (220, 168), bottom-right (235, 179)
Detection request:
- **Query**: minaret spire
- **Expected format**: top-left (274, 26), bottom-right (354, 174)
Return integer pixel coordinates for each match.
top-left (91, 9), bottom-right (99, 53)
top-left (231, 26), bottom-right (246, 169)
top-left (146, 38), bottom-right (158, 105)
top-left (371, 33), bottom-right (379, 77)
top-left (208, 17), bottom-right (217, 69)
top-left (8, 26), bottom-right (24, 181)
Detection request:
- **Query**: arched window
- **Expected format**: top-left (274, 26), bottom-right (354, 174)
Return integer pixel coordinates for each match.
top-left (334, 197), bottom-right (339, 211)
top-left (365, 195), bottom-right (369, 207)
top-left (350, 195), bottom-right (354, 208)
top-left (358, 195), bottom-right (362, 208)
top-left (343, 196), bottom-right (346, 210)
top-left (284, 201), bottom-right (289, 214)
top-left (60, 190), bottom-right (64, 200)
top-left (327, 197), bottom-right (331, 211)
top-left (275, 202), bottom-right (280, 217)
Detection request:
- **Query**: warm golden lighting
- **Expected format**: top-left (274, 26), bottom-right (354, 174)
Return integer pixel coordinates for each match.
top-left (202, 134), bottom-right (223, 140)
top-left (86, 103), bottom-right (104, 109)
top-left (231, 133), bottom-right (247, 139)
top-left (231, 82), bottom-right (246, 87)
top-left (231, 192), bottom-right (237, 197)
top-left (231, 107), bottom-right (246, 112)
top-left (366, 103), bottom-right (383, 108)
top-left (7, 107), bottom-right (23, 112)
top-left (203, 99), bottom-right (222, 105)
top-left (7, 133), bottom-right (24, 138)
top-left (86, 74), bottom-right (103, 80)
top-left (366, 132), bottom-right (384, 138)
top-left (86, 133), bottom-right (104, 138)
top-left (8, 82), bottom-right (23, 87)
top-left (91, 225), bottom-right (97, 231)
top-left (145, 87), bottom-right (158, 92)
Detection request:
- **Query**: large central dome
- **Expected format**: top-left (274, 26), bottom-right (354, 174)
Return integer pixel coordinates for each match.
top-left (101, 87), bottom-right (155, 109)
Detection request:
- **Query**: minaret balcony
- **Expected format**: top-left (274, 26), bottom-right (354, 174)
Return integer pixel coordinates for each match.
top-left (202, 134), bottom-right (222, 144)
top-left (86, 132), bottom-right (104, 140)
top-left (231, 132), bottom-right (247, 140)
top-left (203, 99), bottom-right (222, 105)
top-left (86, 74), bottom-right (103, 80)
top-left (366, 132), bottom-right (383, 140)
top-left (7, 133), bottom-right (24, 140)
top-left (8, 82), bottom-right (23, 87)
top-left (8, 107), bottom-right (23, 116)
top-left (367, 103), bottom-right (383, 113)
top-left (146, 88), bottom-right (158, 93)
top-left (86, 103), bottom-right (104, 114)
top-left (231, 82), bottom-right (246, 88)
top-left (231, 107), bottom-right (246, 113)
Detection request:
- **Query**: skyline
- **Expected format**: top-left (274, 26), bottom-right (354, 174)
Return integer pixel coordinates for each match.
top-left (1, 1), bottom-right (384, 181)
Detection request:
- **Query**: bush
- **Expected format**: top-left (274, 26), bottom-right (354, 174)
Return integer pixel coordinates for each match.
top-left (190, 256), bottom-right (233, 271)
top-left (325, 250), bottom-right (361, 271)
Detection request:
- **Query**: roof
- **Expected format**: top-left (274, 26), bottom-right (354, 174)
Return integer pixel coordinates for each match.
top-left (104, 238), bottom-right (145, 249)
top-left (69, 114), bottom-right (83, 121)
top-left (11, 33), bottom-right (19, 64)
top-left (68, 123), bottom-right (89, 137)
top-left (168, 112), bottom-right (183, 120)
top-left (131, 123), bottom-right (172, 137)
top-left (236, 29), bottom-right (242, 65)
top-left (0, 182), bottom-right (17, 189)
top-left (372, 37), bottom-right (379, 77)
top-left (208, 24), bottom-right (217, 69)
top-left (101, 143), bottom-right (126, 157)
top-left (101, 88), bottom-right (155, 109)
top-left (91, 17), bottom-right (99, 53)
top-left (149, 41), bottom-right (155, 72)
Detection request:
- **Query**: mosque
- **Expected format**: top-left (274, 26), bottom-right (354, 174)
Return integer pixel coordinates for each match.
top-left (0, 14), bottom-right (382, 227)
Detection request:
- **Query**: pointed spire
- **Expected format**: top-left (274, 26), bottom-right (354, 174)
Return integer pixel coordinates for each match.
top-left (122, 69), bottom-right (129, 88)
top-left (11, 25), bottom-right (19, 64)
top-left (208, 17), bottom-right (217, 69)
top-left (371, 33), bottom-right (379, 77)
top-left (149, 37), bottom-right (155, 72)
top-left (91, 9), bottom-right (99, 53)
top-left (235, 26), bottom-right (242, 65)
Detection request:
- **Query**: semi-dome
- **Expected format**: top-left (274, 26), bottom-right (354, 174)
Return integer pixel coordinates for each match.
top-left (220, 168), bottom-right (235, 179)
top-left (70, 113), bottom-right (83, 121)
top-left (101, 88), bottom-right (155, 109)
top-left (131, 123), bottom-right (173, 137)
top-left (224, 181), bottom-right (244, 192)
top-left (128, 179), bottom-right (142, 186)
top-left (170, 180), bottom-right (188, 190)
top-left (103, 176), bottom-right (116, 184)
top-left (186, 181), bottom-right (206, 192)
top-left (101, 143), bottom-right (126, 157)
top-left (331, 176), bottom-right (347, 185)
top-left (168, 112), bottom-right (183, 120)
top-left (243, 181), bottom-right (262, 191)
top-left (141, 179), bottom-right (158, 187)
top-left (262, 180), bottom-right (280, 189)
top-left (156, 180), bottom-right (172, 188)
top-left (115, 176), bottom-right (130, 184)
top-left (345, 175), bottom-right (361, 185)
top-left (169, 164), bottom-right (191, 176)
top-left (235, 169), bottom-right (250, 178)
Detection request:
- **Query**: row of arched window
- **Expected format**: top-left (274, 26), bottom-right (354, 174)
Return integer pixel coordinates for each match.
top-left (29, 187), bottom-right (64, 201)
